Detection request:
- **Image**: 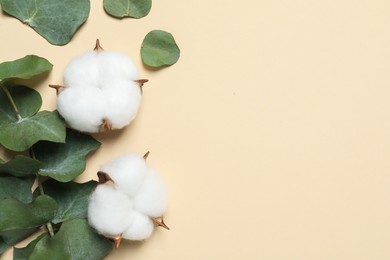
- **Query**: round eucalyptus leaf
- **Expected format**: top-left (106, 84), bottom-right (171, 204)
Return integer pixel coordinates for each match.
top-left (141, 30), bottom-right (180, 67)
top-left (0, 195), bottom-right (57, 233)
top-left (0, 0), bottom-right (90, 45)
top-left (38, 179), bottom-right (98, 224)
top-left (104, 0), bottom-right (152, 19)
top-left (0, 55), bottom-right (52, 83)
top-left (0, 85), bottom-right (66, 152)
top-left (28, 219), bottom-right (113, 260)
top-left (0, 155), bottom-right (42, 177)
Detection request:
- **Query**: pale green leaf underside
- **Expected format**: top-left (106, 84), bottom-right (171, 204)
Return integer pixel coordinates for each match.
top-left (0, 0), bottom-right (90, 45)
top-left (0, 55), bottom-right (52, 83)
top-left (33, 128), bottom-right (101, 182)
top-left (103, 0), bottom-right (151, 19)
top-left (141, 30), bottom-right (180, 67)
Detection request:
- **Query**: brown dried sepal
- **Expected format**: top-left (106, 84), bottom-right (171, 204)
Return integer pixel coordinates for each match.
top-left (99, 118), bottom-right (113, 132)
top-left (109, 234), bottom-right (122, 249)
top-left (49, 84), bottom-right (66, 95)
top-left (151, 216), bottom-right (170, 230)
top-left (97, 171), bottom-right (114, 184)
top-left (143, 151), bottom-right (150, 160)
top-left (134, 79), bottom-right (148, 94)
top-left (94, 39), bottom-right (104, 52)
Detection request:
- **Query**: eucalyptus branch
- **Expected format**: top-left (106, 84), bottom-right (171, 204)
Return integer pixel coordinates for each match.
top-left (30, 148), bottom-right (55, 237)
top-left (0, 84), bottom-right (22, 120)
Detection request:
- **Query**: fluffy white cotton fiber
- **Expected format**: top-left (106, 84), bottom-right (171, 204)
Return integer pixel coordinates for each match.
top-left (88, 184), bottom-right (133, 237)
top-left (88, 153), bottom-right (168, 243)
top-left (99, 153), bottom-right (148, 196)
top-left (56, 41), bottom-right (144, 133)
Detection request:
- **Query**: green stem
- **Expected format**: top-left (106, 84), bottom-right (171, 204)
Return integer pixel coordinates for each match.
top-left (30, 149), bottom-right (55, 237)
top-left (0, 84), bottom-right (22, 120)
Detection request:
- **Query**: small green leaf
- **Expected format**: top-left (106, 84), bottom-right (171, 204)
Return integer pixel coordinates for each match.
top-left (0, 175), bottom-right (35, 203)
top-left (38, 179), bottom-right (98, 224)
top-left (0, 0), bottom-right (90, 45)
top-left (28, 219), bottom-right (113, 260)
top-left (0, 195), bottom-right (57, 233)
top-left (0, 155), bottom-right (42, 177)
top-left (0, 85), bottom-right (66, 152)
top-left (103, 0), bottom-right (152, 19)
top-left (0, 55), bottom-right (52, 83)
top-left (13, 233), bottom-right (46, 260)
top-left (141, 30), bottom-right (180, 67)
top-left (33, 128), bottom-right (101, 182)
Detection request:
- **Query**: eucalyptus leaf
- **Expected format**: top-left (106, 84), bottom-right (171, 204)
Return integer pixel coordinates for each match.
top-left (28, 219), bottom-right (113, 260)
top-left (0, 155), bottom-right (41, 177)
top-left (0, 0), bottom-right (90, 45)
top-left (0, 55), bottom-right (52, 83)
top-left (38, 179), bottom-right (98, 224)
top-left (33, 128), bottom-right (101, 182)
top-left (0, 85), bottom-right (66, 152)
top-left (0, 175), bottom-right (35, 203)
top-left (13, 233), bottom-right (46, 260)
top-left (103, 0), bottom-right (152, 19)
top-left (0, 227), bottom-right (38, 254)
top-left (0, 195), bottom-right (57, 233)
top-left (141, 30), bottom-right (180, 67)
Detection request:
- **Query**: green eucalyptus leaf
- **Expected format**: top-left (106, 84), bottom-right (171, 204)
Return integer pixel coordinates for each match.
top-left (0, 55), bottom-right (52, 83)
top-left (0, 155), bottom-right (42, 177)
top-left (0, 227), bottom-right (38, 254)
top-left (0, 85), bottom-right (66, 152)
top-left (0, 195), bottom-right (57, 233)
top-left (28, 219), bottom-right (113, 260)
top-left (103, 0), bottom-right (151, 19)
top-left (0, 175), bottom-right (35, 203)
top-left (33, 128), bottom-right (101, 182)
top-left (13, 233), bottom-right (46, 260)
top-left (141, 30), bottom-right (180, 67)
top-left (0, 0), bottom-right (90, 45)
top-left (38, 179), bottom-right (98, 224)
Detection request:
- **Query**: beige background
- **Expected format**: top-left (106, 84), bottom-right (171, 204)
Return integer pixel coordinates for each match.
top-left (1, 0), bottom-right (390, 259)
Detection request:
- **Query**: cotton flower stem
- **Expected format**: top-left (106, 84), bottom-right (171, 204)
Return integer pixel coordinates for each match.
top-left (94, 39), bottom-right (104, 52)
top-left (152, 216), bottom-right (170, 230)
top-left (30, 148), bottom-right (55, 237)
top-left (1, 84), bottom-right (22, 120)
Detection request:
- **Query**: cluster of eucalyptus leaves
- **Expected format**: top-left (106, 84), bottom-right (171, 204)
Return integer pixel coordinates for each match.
top-left (0, 0), bottom-right (180, 259)
top-left (0, 56), bottom-right (115, 259)
top-left (0, 0), bottom-right (180, 67)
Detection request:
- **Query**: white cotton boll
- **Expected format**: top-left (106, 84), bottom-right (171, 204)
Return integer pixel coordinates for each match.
top-left (100, 154), bottom-right (148, 196)
top-left (102, 80), bottom-right (141, 129)
top-left (122, 211), bottom-right (154, 240)
top-left (63, 51), bottom-right (100, 89)
top-left (57, 87), bottom-right (107, 133)
top-left (98, 51), bottom-right (139, 82)
top-left (88, 184), bottom-right (134, 237)
top-left (133, 169), bottom-right (168, 217)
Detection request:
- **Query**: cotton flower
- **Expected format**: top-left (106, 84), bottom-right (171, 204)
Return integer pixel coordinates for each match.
top-left (87, 152), bottom-right (168, 247)
top-left (52, 40), bottom-right (147, 133)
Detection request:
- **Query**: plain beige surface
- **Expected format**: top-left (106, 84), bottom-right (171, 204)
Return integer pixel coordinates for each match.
top-left (1, 0), bottom-right (390, 259)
